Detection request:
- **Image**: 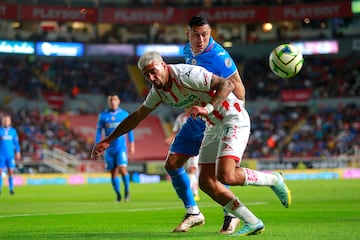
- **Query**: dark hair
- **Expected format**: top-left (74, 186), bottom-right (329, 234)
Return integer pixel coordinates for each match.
top-left (108, 92), bottom-right (120, 98)
top-left (188, 13), bottom-right (210, 28)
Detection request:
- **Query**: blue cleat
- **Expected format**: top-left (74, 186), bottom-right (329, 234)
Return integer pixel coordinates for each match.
top-left (270, 172), bottom-right (292, 208)
top-left (230, 219), bottom-right (265, 236)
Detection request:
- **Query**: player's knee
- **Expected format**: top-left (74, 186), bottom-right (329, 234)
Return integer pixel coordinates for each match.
top-left (165, 154), bottom-right (186, 170)
top-left (217, 174), bottom-right (235, 185)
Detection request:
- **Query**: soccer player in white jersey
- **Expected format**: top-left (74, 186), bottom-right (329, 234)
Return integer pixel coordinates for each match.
top-left (91, 51), bottom-right (291, 236)
top-left (165, 108), bottom-right (200, 201)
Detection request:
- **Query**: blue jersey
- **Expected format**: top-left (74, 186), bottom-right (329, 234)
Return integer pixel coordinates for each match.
top-left (96, 108), bottom-right (135, 151)
top-left (0, 127), bottom-right (20, 169)
top-left (170, 37), bottom-right (237, 156)
top-left (183, 37), bottom-right (237, 78)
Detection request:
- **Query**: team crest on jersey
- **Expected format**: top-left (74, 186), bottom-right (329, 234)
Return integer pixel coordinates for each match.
top-left (191, 59), bottom-right (197, 65)
top-left (225, 57), bottom-right (232, 68)
top-left (111, 116), bottom-right (115, 121)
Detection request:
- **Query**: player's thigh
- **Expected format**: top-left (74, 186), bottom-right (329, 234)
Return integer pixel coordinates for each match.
top-left (5, 157), bottom-right (16, 169)
top-left (0, 157), bottom-right (6, 169)
top-left (104, 150), bottom-right (116, 171)
top-left (115, 151), bottom-right (128, 167)
top-left (170, 122), bottom-right (203, 156)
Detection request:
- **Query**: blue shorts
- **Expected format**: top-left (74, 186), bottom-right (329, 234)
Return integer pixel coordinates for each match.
top-left (170, 117), bottom-right (206, 156)
top-left (0, 156), bottom-right (16, 169)
top-left (104, 148), bottom-right (128, 171)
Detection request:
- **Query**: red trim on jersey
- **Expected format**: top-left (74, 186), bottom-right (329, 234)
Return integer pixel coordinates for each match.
top-left (234, 102), bottom-right (242, 112)
top-left (219, 155), bottom-right (241, 161)
top-left (213, 110), bottom-right (224, 121)
top-left (222, 101), bottom-right (230, 110)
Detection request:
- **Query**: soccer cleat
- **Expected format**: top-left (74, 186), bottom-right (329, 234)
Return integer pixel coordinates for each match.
top-left (219, 215), bottom-right (241, 234)
top-left (124, 192), bottom-right (130, 202)
top-left (172, 212), bottom-right (205, 233)
top-left (10, 190), bottom-right (15, 195)
top-left (230, 219), bottom-right (265, 236)
top-left (116, 194), bottom-right (121, 202)
top-left (270, 172), bottom-right (292, 208)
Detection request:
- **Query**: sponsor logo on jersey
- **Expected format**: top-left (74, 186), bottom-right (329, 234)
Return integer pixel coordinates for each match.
top-left (169, 95), bottom-right (197, 108)
top-left (106, 122), bottom-right (120, 128)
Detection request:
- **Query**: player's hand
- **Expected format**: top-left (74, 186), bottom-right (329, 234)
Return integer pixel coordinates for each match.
top-left (90, 141), bottom-right (110, 158)
top-left (190, 105), bottom-right (208, 119)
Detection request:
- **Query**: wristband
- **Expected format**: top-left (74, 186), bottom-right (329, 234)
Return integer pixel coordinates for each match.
top-left (204, 103), bottom-right (214, 114)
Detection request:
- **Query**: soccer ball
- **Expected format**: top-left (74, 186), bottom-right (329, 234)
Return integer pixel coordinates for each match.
top-left (269, 43), bottom-right (304, 78)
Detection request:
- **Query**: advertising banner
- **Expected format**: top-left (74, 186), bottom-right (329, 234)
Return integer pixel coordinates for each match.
top-left (20, 5), bottom-right (98, 22)
top-left (0, 40), bottom-right (35, 54)
top-left (0, 3), bottom-right (17, 19)
top-left (36, 42), bottom-right (84, 57)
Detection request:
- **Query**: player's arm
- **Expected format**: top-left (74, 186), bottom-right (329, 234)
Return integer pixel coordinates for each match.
top-left (91, 104), bottom-right (153, 158)
top-left (227, 71), bottom-right (246, 103)
top-left (95, 113), bottom-right (105, 144)
top-left (190, 74), bottom-right (234, 117)
top-left (13, 130), bottom-right (21, 160)
top-left (127, 128), bottom-right (135, 155)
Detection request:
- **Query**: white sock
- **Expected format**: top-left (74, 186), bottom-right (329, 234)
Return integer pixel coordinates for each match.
top-left (186, 205), bottom-right (200, 215)
top-left (188, 173), bottom-right (198, 195)
top-left (243, 168), bottom-right (277, 186)
top-left (224, 198), bottom-right (258, 224)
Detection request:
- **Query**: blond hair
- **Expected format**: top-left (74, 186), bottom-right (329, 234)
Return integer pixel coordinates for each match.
top-left (137, 51), bottom-right (164, 70)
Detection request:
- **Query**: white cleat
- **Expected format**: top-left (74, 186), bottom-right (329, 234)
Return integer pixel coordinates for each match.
top-left (172, 212), bottom-right (205, 233)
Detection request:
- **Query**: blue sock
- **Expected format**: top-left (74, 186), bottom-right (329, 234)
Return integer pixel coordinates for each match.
top-left (9, 176), bottom-right (14, 192)
top-left (122, 174), bottom-right (130, 194)
top-left (167, 167), bottom-right (196, 208)
top-left (111, 177), bottom-right (120, 196)
top-left (0, 174), bottom-right (2, 192)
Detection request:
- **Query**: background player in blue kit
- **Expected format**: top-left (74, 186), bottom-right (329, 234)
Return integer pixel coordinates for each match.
top-left (0, 115), bottom-right (21, 195)
top-left (165, 14), bottom-right (246, 233)
top-left (95, 93), bottom-right (135, 202)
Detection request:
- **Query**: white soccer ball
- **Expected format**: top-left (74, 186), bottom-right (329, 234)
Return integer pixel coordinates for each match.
top-left (269, 43), bottom-right (304, 78)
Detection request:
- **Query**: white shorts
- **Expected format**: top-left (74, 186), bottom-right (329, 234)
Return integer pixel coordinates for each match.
top-left (198, 107), bottom-right (250, 165)
top-left (186, 155), bottom-right (199, 169)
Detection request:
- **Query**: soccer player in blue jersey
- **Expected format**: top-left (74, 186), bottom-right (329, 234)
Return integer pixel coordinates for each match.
top-left (164, 14), bottom-right (246, 234)
top-left (95, 93), bottom-right (135, 202)
top-left (0, 115), bottom-right (21, 195)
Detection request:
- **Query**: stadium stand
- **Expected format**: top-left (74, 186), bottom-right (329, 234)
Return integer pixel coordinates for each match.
top-left (0, 0), bottom-right (358, 172)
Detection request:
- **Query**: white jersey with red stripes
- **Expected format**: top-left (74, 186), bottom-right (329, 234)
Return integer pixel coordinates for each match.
top-left (143, 63), bottom-right (241, 126)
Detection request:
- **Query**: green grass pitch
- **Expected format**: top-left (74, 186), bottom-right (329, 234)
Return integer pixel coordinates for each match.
top-left (0, 179), bottom-right (359, 239)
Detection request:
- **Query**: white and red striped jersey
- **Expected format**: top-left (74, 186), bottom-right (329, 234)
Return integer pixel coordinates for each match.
top-left (143, 64), bottom-right (242, 126)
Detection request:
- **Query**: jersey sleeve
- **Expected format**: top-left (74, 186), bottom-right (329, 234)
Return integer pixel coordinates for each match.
top-left (143, 88), bottom-right (162, 109)
top-left (213, 47), bottom-right (237, 79)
